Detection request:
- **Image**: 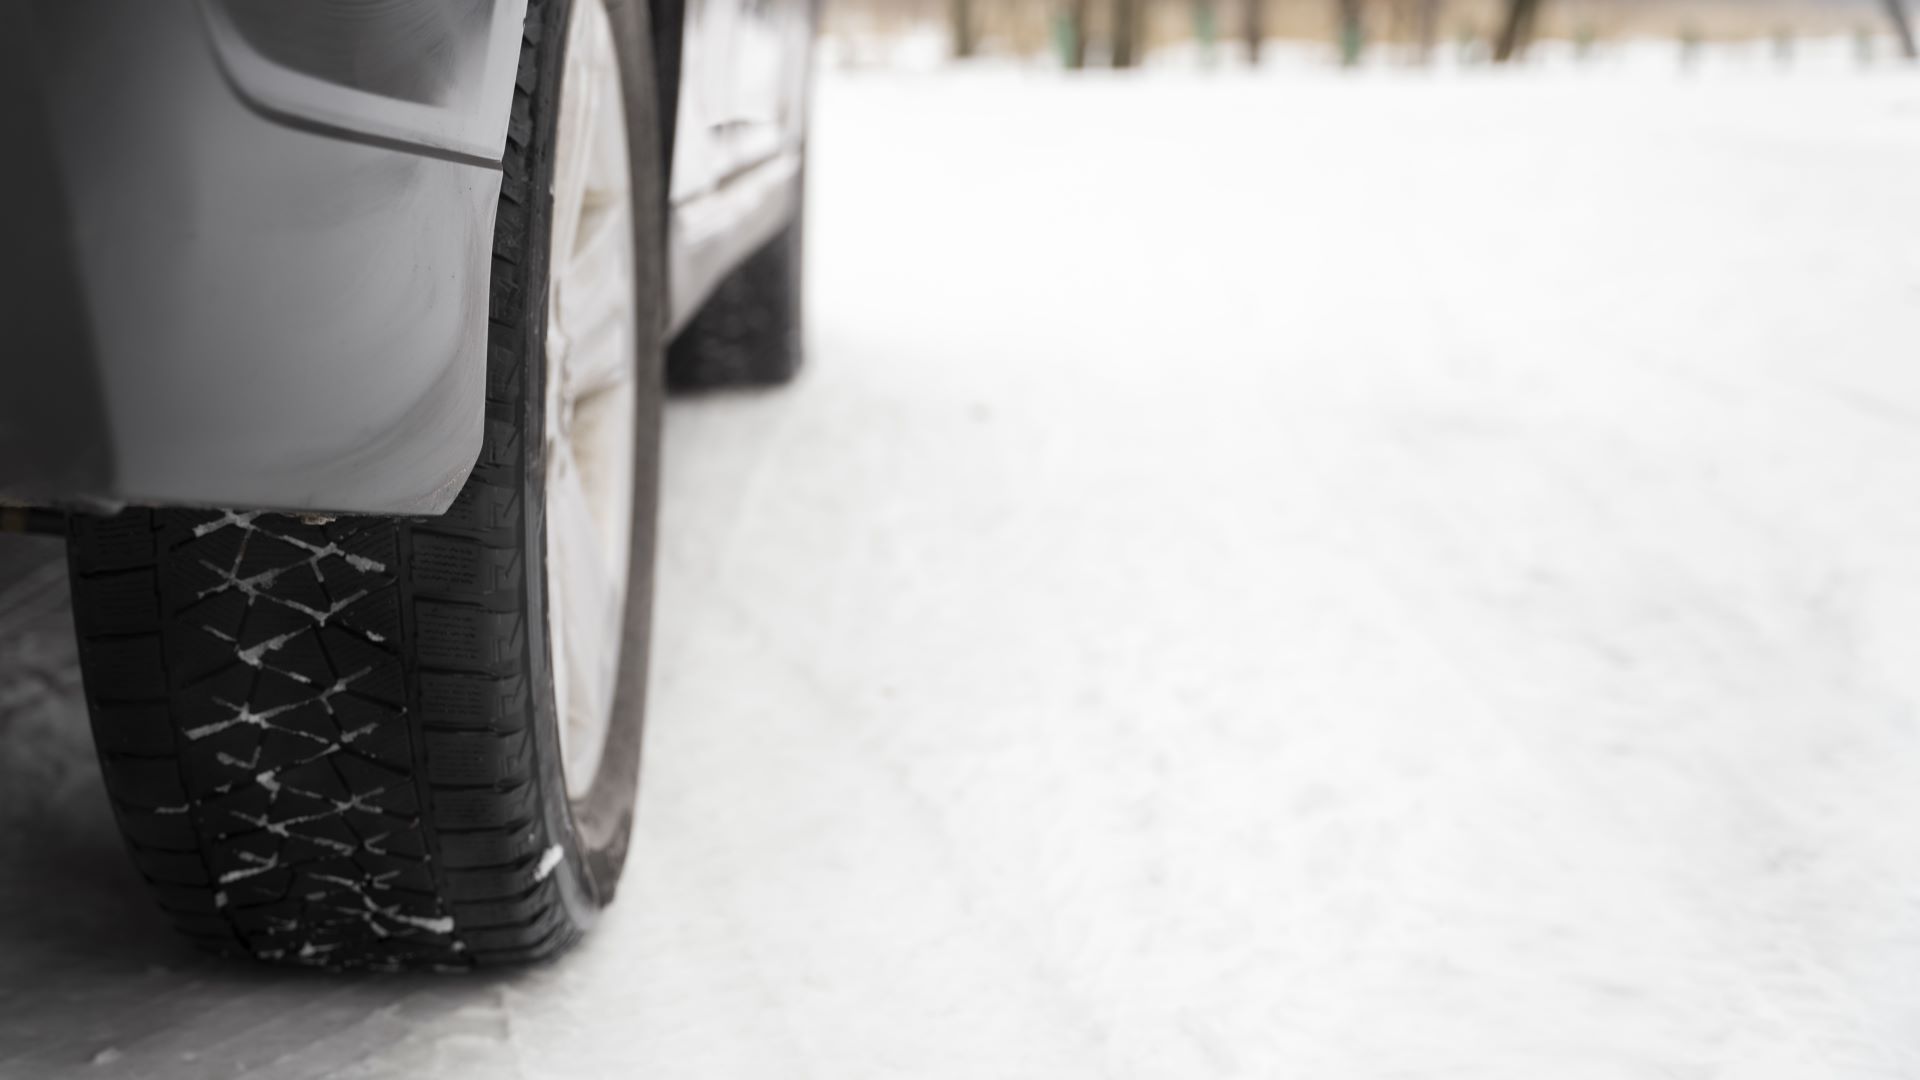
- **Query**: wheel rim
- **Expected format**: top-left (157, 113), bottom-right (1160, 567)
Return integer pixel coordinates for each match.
top-left (545, 0), bottom-right (637, 803)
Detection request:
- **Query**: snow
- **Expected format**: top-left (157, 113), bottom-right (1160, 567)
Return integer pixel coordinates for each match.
top-left (4, 62), bottom-right (1920, 1078)
top-left (533, 845), bottom-right (564, 883)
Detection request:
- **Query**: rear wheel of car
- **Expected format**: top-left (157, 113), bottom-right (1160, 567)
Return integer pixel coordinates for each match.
top-left (63, 0), bottom-right (664, 970)
top-left (666, 192), bottom-right (808, 389)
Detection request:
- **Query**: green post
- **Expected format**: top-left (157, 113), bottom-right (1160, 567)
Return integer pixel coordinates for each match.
top-left (1456, 26), bottom-right (1481, 66)
top-left (1338, 0), bottom-right (1365, 67)
top-left (1057, 0), bottom-right (1089, 69)
top-left (1195, 1), bottom-right (1218, 68)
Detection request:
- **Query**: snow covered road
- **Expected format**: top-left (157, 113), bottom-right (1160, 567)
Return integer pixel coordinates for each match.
top-left (5, 67), bottom-right (1920, 1078)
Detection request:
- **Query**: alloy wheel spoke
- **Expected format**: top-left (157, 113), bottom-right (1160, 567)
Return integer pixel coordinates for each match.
top-left (544, 0), bottom-right (639, 802)
top-left (558, 213), bottom-right (636, 400)
top-left (549, 447), bottom-right (620, 755)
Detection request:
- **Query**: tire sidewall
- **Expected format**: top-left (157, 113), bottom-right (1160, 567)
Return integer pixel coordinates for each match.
top-left (523, 0), bottom-right (667, 931)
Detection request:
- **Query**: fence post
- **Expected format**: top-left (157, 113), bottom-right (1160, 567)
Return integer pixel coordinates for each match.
top-left (1112, 0), bottom-right (1141, 67)
top-left (951, 0), bottom-right (975, 59)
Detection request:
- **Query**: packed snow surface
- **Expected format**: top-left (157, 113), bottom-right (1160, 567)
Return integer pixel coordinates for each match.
top-left (4, 63), bottom-right (1920, 1078)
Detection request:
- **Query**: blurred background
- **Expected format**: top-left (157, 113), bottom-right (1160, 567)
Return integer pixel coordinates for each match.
top-left (823, 0), bottom-right (1915, 71)
top-left (5, 0), bottom-right (1920, 1076)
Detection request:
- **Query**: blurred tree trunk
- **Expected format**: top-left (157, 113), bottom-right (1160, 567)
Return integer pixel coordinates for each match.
top-left (1112, 0), bottom-right (1142, 68)
top-left (1493, 0), bottom-right (1542, 62)
top-left (1065, 0), bottom-right (1091, 68)
top-left (951, 0), bottom-right (975, 59)
top-left (1886, 0), bottom-right (1919, 60)
top-left (1244, 0), bottom-right (1265, 64)
top-left (1335, 0), bottom-right (1364, 65)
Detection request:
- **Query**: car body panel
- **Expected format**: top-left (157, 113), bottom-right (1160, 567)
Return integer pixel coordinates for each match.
top-left (0, 18), bottom-right (114, 503)
top-left (0, 0), bottom-right (810, 516)
top-left (3, 0), bottom-right (505, 515)
top-left (673, 0), bottom-right (808, 205)
top-left (667, 147), bottom-right (803, 336)
top-left (665, 0), bottom-right (813, 334)
top-left (200, 0), bottom-right (529, 166)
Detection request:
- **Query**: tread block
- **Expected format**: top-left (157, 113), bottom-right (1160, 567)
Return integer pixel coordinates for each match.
top-left (279, 757), bottom-right (353, 802)
top-left (368, 827), bottom-right (429, 859)
top-left (70, 512), bottom-right (155, 571)
top-left (265, 629), bottom-right (337, 687)
top-left (262, 561), bottom-right (331, 619)
top-left (199, 784), bottom-right (275, 838)
top-left (333, 752), bottom-right (411, 798)
top-left (436, 481), bottom-right (521, 540)
top-left (283, 817), bottom-right (364, 864)
top-left (318, 628), bottom-right (407, 706)
top-left (92, 703), bottom-right (177, 757)
top-left (251, 517), bottom-right (331, 549)
top-left (462, 905), bottom-right (566, 952)
top-left (236, 600), bottom-right (311, 651)
top-left (181, 724), bottom-right (269, 788)
top-left (103, 758), bottom-right (188, 806)
top-left (411, 531), bottom-right (524, 598)
top-left (177, 588), bottom-right (250, 644)
top-left (81, 635), bottom-right (168, 702)
top-left (426, 729), bottom-right (532, 787)
top-left (418, 672), bottom-right (530, 732)
top-left (486, 340), bottom-right (525, 401)
top-left (174, 665), bottom-right (255, 728)
top-left (169, 521), bottom-right (246, 568)
top-left (132, 849), bottom-right (211, 887)
top-left (446, 864), bottom-right (554, 903)
top-left (414, 603), bottom-right (525, 676)
top-left (335, 522), bottom-right (400, 566)
top-left (490, 251), bottom-right (525, 322)
top-left (433, 782), bottom-right (538, 831)
top-left (474, 417), bottom-right (524, 475)
top-left (452, 896), bottom-right (547, 928)
top-left (114, 807), bottom-right (200, 850)
top-left (264, 702), bottom-right (345, 748)
top-left (207, 829), bottom-right (282, 880)
top-left (233, 531), bottom-right (306, 581)
top-left (150, 883), bottom-right (221, 916)
top-left (334, 591), bottom-right (403, 652)
top-left (72, 569), bottom-right (159, 635)
top-left (440, 827), bottom-right (546, 870)
top-left (334, 697), bottom-right (413, 769)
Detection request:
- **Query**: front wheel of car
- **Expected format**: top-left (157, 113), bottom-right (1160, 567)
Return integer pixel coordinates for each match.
top-left (64, 0), bottom-right (664, 969)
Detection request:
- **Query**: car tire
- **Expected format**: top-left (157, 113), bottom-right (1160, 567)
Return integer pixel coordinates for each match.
top-left (63, 0), bottom-right (665, 970)
top-left (666, 204), bottom-right (808, 389)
